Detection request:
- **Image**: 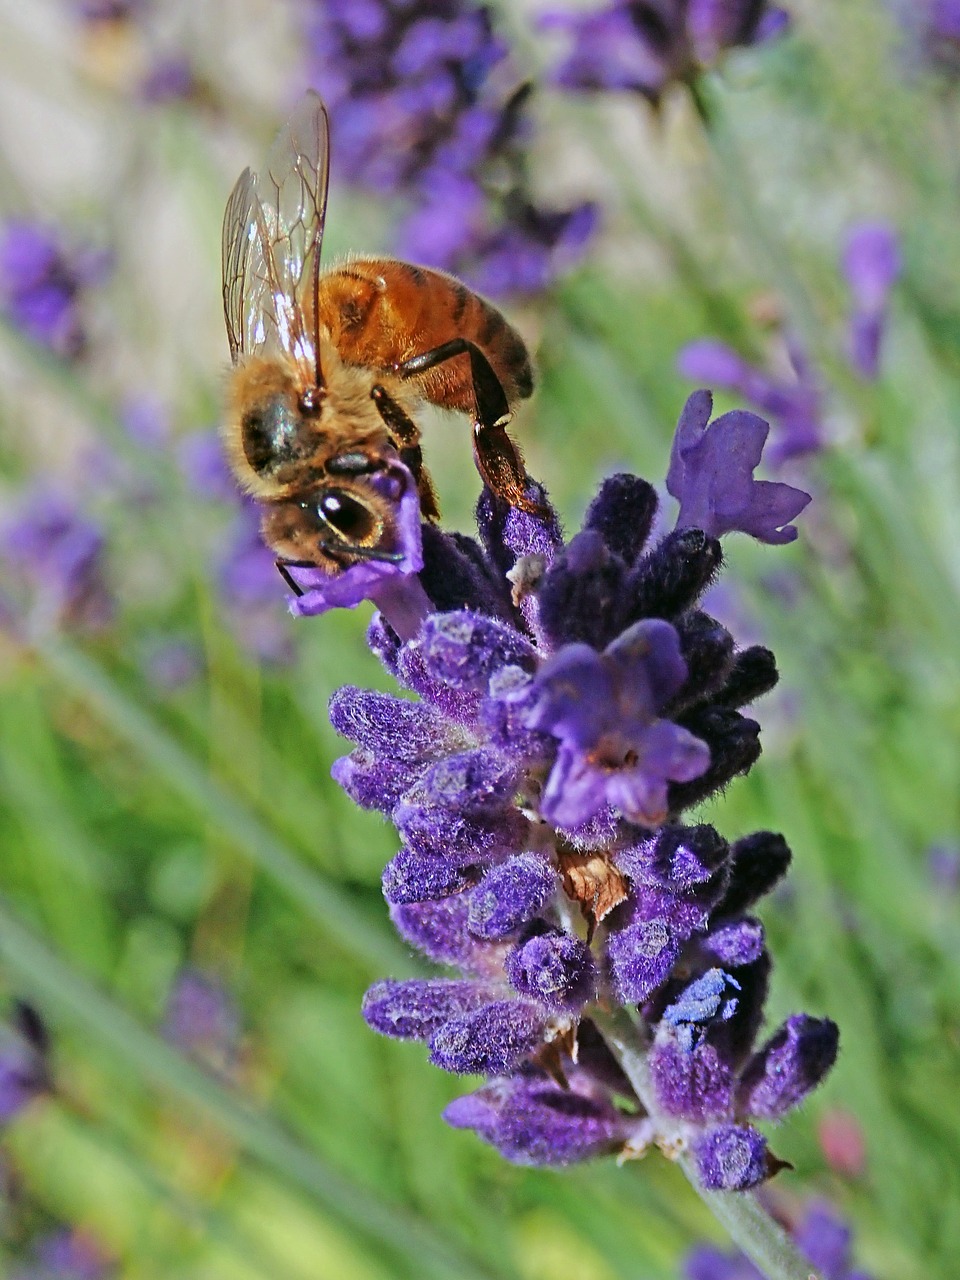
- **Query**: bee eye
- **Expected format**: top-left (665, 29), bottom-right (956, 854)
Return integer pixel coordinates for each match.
top-left (315, 490), bottom-right (377, 543)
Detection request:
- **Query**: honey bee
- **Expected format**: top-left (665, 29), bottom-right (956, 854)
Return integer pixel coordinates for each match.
top-left (220, 91), bottom-right (536, 593)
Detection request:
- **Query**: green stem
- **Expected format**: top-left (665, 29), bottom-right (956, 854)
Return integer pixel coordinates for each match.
top-left (593, 1008), bottom-right (822, 1280)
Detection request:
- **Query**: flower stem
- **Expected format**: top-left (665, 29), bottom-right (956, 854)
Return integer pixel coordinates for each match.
top-left (592, 1007), bottom-right (822, 1280)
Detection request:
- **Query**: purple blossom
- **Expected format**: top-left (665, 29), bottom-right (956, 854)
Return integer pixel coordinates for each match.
top-left (0, 220), bottom-right (108, 359)
top-left (685, 1201), bottom-right (875, 1280)
top-left (279, 387), bottom-right (836, 1191)
top-left (302, 0), bottom-right (596, 294)
top-left (163, 969), bottom-right (239, 1075)
top-left (541, 0), bottom-right (791, 103)
top-left (666, 391), bottom-right (811, 543)
top-left (0, 489), bottom-right (113, 634)
top-left (842, 222), bottom-right (901, 380)
top-left (526, 619), bottom-right (711, 828)
top-left (677, 338), bottom-right (825, 466)
top-left (13, 1229), bottom-right (112, 1280)
top-left (0, 1002), bottom-right (51, 1123)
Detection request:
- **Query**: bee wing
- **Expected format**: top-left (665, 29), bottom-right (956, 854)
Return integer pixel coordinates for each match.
top-left (220, 92), bottom-right (331, 375)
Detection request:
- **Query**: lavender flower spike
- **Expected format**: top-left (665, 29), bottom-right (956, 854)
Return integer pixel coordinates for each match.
top-left (286, 378), bottom-right (835, 1278)
top-left (667, 391), bottom-right (811, 543)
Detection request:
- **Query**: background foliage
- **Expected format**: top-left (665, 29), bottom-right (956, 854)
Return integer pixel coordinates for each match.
top-left (0, 1), bottom-right (957, 1276)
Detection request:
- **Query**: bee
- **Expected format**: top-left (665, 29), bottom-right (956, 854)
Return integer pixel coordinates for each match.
top-left (220, 91), bottom-right (536, 593)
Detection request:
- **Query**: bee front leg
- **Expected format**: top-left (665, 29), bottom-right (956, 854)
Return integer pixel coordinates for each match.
top-left (394, 340), bottom-right (540, 515)
top-left (370, 383), bottom-right (440, 521)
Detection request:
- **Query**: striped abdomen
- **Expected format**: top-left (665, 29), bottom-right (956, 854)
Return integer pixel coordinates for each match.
top-left (314, 257), bottom-right (534, 417)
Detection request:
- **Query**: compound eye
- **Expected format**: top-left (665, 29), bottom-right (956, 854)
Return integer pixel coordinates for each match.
top-left (315, 490), bottom-right (378, 544)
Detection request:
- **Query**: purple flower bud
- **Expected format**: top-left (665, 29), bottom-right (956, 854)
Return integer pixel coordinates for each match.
top-left (505, 928), bottom-right (598, 1012)
top-left (329, 686), bottom-right (452, 761)
top-left (537, 529), bottom-right (628, 649)
top-left (650, 1037), bottom-right (736, 1122)
top-left (382, 848), bottom-right (474, 906)
top-left (582, 473), bottom-right (659, 566)
top-left (467, 855), bottom-right (557, 939)
top-left (718, 831), bottom-right (792, 916)
top-left (606, 915), bottom-right (682, 1005)
top-left (616, 823), bottom-right (730, 891)
top-left (692, 1123), bottom-right (769, 1190)
top-left (475, 482), bottom-right (564, 578)
top-left (738, 1014), bottom-right (839, 1119)
top-left (362, 979), bottom-right (493, 1040)
top-left (391, 897), bottom-right (502, 975)
top-left (623, 527), bottom-right (723, 624)
top-left (842, 222), bottom-right (901, 381)
top-left (418, 610), bottom-right (538, 691)
top-left (429, 1000), bottom-right (545, 1074)
top-left (661, 969), bottom-right (741, 1051)
top-left (793, 1202), bottom-right (860, 1278)
top-left (419, 525), bottom-right (513, 617)
top-left (443, 1075), bottom-right (630, 1165)
top-left (331, 746), bottom-right (423, 814)
top-left (667, 391), bottom-right (812, 544)
top-left (701, 918), bottom-right (765, 968)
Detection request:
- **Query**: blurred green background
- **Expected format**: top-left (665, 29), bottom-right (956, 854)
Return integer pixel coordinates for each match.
top-left (0, 1), bottom-right (959, 1276)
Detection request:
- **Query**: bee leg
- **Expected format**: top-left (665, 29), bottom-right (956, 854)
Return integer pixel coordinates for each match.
top-left (276, 560), bottom-right (305, 599)
top-left (370, 383), bottom-right (441, 521)
top-left (395, 340), bottom-right (542, 515)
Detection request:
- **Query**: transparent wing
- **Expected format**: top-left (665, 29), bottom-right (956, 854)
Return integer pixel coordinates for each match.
top-left (220, 92), bottom-right (331, 375)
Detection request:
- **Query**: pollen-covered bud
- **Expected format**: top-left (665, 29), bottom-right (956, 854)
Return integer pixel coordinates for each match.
top-left (700, 918), bottom-right (765, 968)
top-left (467, 854), bottom-right (557, 940)
top-left (331, 747), bottom-right (423, 814)
top-left (429, 1000), bottom-right (545, 1074)
top-left (692, 1124), bottom-right (769, 1191)
top-left (505, 926), bottom-right (598, 1012)
top-left (381, 848), bottom-right (474, 906)
top-left (328, 685), bottom-right (453, 759)
top-left (419, 609), bottom-right (538, 691)
top-left (737, 1015), bottom-right (840, 1120)
top-left (362, 979), bottom-right (495, 1041)
top-left (443, 1075), bottom-right (634, 1166)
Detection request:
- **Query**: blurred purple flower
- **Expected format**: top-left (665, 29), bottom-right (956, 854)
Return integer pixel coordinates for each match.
top-left (677, 338), bottom-right (825, 466)
top-left (928, 842), bottom-right (960, 894)
top-left (540, 0), bottom-right (791, 103)
top-left (685, 1200), bottom-right (874, 1280)
top-left (302, 0), bottom-right (596, 293)
top-left (0, 489), bottom-right (113, 634)
top-left (0, 221), bottom-right (109, 359)
top-left (13, 1228), bottom-right (111, 1280)
top-left (841, 222), bottom-right (901, 381)
top-left (0, 1002), bottom-right (51, 1124)
top-left (163, 969), bottom-right (239, 1075)
top-left (138, 53), bottom-right (196, 103)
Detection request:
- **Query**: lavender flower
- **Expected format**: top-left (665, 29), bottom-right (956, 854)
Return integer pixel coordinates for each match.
top-left (685, 1200), bottom-right (874, 1280)
top-left (163, 969), bottom-right (239, 1076)
top-left (312, 390), bottom-right (835, 1188)
top-left (541, 1), bottom-right (791, 104)
top-left (0, 489), bottom-right (114, 635)
top-left (12, 1228), bottom-right (111, 1280)
top-left (302, 0), bottom-right (596, 293)
top-left (0, 1002), bottom-right (51, 1123)
top-left (841, 222), bottom-right (901, 381)
top-left (0, 221), bottom-right (108, 359)
top-left (679, 222), bottom-right (901, 461)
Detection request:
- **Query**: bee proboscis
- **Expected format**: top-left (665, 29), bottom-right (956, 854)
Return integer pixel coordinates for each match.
top-left (220, 91), bottom-right (537, 588)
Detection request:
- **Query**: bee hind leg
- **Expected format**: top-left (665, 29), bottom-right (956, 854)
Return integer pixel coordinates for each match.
top-left (395, 340), bottom-right (542, 516)
top-left (370, 383), bottom-right (440, 521)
